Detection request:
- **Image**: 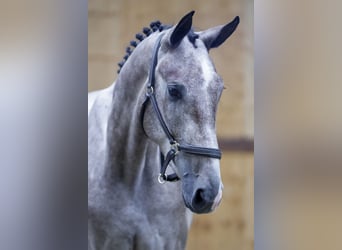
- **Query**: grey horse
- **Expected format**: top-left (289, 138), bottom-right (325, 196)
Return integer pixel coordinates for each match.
top-left (88, 11), bottom-right (239, 250)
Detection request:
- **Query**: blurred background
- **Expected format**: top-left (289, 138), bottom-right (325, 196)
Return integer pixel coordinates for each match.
top-left (89, 0), bottom-right (253, 249)
top-left (1, 1), bottom-right (341, 250)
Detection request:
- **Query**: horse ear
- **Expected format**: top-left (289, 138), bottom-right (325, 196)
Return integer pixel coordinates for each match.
top-left (199, 16), bottom-right (239, 50)
top-left (169, 11), bottom-right (195, 48)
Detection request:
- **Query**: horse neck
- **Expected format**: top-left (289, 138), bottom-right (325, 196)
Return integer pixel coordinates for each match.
top-left (105, 35), bottom-right (160, 186)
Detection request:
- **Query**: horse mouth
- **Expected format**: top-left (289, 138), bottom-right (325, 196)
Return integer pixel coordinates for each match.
top-left (211, 187), bottom-right (223, 210)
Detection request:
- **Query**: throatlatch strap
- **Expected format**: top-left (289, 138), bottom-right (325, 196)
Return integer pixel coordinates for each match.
top-left (140, 97), bottom-right (149, 136)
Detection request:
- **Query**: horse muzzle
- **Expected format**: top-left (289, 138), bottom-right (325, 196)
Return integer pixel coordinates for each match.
top-left (182, 176), bottom-right (223, 214)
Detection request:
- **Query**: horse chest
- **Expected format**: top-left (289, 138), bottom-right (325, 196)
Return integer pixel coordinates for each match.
top-left (89, 185), bottom-right (190, 250)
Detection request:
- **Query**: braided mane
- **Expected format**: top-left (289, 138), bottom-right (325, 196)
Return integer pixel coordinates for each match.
top-left (117, 20), bottom-right (198, 74)
top-left (117, 21), bottom-right (170, 74)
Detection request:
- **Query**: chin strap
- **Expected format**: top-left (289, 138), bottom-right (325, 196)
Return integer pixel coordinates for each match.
top-left (141, 34), bottom-right (222, 184)
top-left (158, 150), bottom-right (180, 183)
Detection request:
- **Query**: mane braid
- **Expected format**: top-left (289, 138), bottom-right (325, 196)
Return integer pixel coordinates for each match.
top-left (117, 20), bottom-right (164, 74)
top-left (116, 21), bottom-right (198, 74)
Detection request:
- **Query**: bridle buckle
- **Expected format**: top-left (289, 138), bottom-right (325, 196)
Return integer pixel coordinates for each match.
top-left (170, 141), bottom-right (180, 155)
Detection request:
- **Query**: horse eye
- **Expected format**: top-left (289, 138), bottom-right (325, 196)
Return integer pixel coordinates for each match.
top-left (167, 84), bottom-right (184, 100)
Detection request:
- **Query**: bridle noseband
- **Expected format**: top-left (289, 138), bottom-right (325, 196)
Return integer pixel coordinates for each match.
top-left (141, 34), bottom-right (222, 183)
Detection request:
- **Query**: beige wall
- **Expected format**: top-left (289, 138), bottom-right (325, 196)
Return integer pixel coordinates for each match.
top-left (89, 0), bottom-right (253, 249)
top-left (89, 0), bottom-right (253, 138)
top-left (188, 152), bottom-right (253, 250)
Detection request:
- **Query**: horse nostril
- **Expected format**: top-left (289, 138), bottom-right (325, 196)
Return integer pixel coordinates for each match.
top-left (193, 189), bottom-right (205, 204)
top-left (191, 188), bottom-right (214, 213)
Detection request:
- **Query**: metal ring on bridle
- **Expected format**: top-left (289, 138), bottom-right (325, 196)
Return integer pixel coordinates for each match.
top-left (170, 141), bottom-right (180, 155)
top-left (158, 174), bottom-right (167, 184)
top-left (146, 86), bottom-right (154, 96)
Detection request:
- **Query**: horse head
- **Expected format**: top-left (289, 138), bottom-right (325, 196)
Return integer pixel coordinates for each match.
top-left (141, 11), bottom-right (239, 214)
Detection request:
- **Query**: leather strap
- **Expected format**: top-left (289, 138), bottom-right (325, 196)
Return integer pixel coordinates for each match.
top-left (148, 92), bottom-right (175, 143)
top-left (159, 150), bottom-right (180, 182)
top-left (178, 144), bottom-right (221, 159)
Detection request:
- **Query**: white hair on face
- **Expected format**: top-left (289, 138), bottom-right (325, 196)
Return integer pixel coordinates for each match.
top-left (197, 52), bottom-right (215, 87)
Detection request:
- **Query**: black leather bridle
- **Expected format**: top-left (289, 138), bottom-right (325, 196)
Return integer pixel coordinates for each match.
top-left (141, 34), bottom-right (222, 184)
